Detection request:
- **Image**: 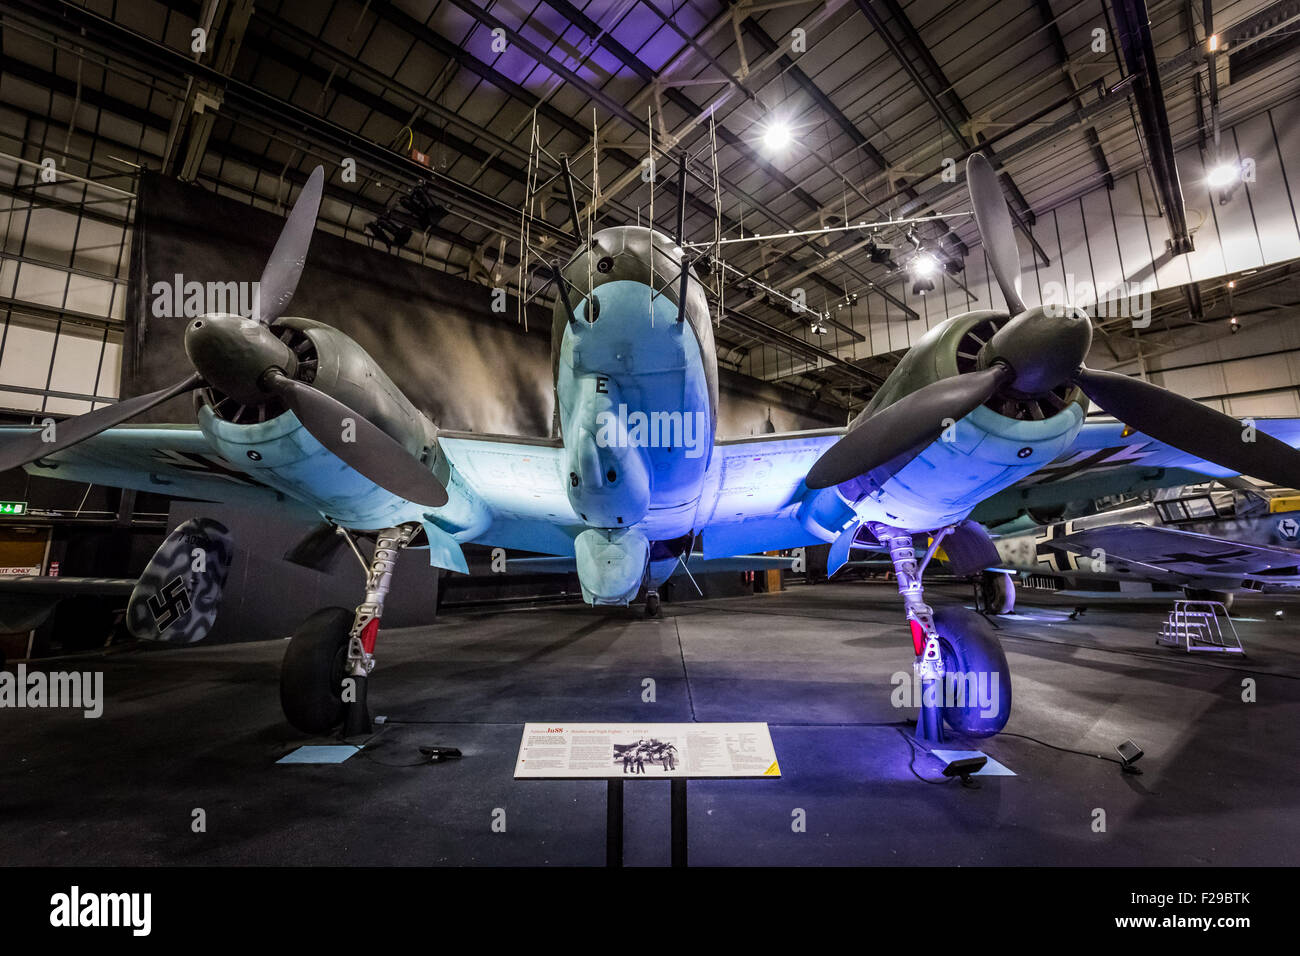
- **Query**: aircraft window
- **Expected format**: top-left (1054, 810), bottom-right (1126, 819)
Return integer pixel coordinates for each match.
top-left (1183, 497), bottom-right (1215, 519)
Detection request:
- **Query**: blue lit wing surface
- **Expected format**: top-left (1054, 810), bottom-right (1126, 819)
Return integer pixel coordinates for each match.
top-left (436, 432), bottom-right (583, 554)
top-left (0, 424), bottom-right (302, 511)
top-left (976, 418), bottom-right (1300, 520)
top-left (696, 429), bottom-right (846, 558)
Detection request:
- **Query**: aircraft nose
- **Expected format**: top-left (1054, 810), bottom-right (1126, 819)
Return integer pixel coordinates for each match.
top-left (184, 313), bottom-right (297, 404)
top-left (986, 305), bottom-right (1092, 394)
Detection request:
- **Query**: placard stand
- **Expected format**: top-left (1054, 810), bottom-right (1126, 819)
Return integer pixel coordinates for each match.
top-left (604, 777), bottom-right (688, 867)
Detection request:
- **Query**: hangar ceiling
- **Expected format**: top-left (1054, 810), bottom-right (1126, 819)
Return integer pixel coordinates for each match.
top-left (2, 0), bottom-right (1300, 420)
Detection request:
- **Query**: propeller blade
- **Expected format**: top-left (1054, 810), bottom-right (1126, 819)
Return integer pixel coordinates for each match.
top-left (264, 372), bottom-right (449, 507)
top-left (256, 165), bottom-right (324, 325)
top-left (1075, 367), bottom-right (1300, 489)
top-left (967, 153), bottom-right (1025, 315)
top-left (807, 364), bottom-right (1012, 489)
top-left (0, 373), bottom-right (205, 473)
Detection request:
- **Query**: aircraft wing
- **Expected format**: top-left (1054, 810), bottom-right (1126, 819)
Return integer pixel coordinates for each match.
top-left (436, 432), bottom-right (584, 555)
top-left (0, 424), bottom-right (309, 512)
top-left (974, 418), bottom-right (1300, 521)
top-left (695, 429), bottom-right (849, 558)
top-left (1043, 522), bottom-right (1300, 581)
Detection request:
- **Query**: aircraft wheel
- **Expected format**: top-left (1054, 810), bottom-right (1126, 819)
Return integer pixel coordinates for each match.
top-left (980, 571), bottom-right (1016, 614)
top-left (933, 606), bottom-right (1012, 737)
top-left (645, 591), bottom-right (662, 618)
top-left (280, 607), bottom-right (354, 734)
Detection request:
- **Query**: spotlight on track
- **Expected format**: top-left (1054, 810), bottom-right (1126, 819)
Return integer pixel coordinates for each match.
top-left (1207, 162), bottom-right (1240, 187)
top-left (911, 254), bottom-right (938, 295)
top-left (761, 119), bottom-right (793, 152)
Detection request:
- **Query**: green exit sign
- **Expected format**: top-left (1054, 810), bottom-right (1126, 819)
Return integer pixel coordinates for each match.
top-left (0, 501), bottom-right (28, 516)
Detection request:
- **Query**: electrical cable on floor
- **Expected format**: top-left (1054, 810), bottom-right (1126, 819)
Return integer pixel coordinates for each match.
top-left (998, 731), bottom-right (1124, 765)
top-left (354, 747), bottom-right (430, 768)
top-left (893, 727), bottom-right (957, 785)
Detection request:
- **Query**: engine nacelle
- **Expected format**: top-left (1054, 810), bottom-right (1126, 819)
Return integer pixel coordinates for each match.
top-left (840, 311), bottom-right (1089, 531)
top-left (194, 318), bottom-right (491, 533)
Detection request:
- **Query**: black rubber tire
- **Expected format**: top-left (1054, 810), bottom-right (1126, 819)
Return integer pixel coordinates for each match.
top-left (933, 605), bottom-right (1012, 737)
top-left (981, 571), bottom-right (1016, 614)
top-left (280, 607), bottom-right (354, 735)
top-left (645, 592), bottom-right (661, 618)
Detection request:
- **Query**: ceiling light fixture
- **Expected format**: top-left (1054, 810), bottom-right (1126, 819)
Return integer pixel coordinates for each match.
top-left (761, 120), bottom-right (793, 152)
top-left (1207, 162), bottom-right (1239, 187)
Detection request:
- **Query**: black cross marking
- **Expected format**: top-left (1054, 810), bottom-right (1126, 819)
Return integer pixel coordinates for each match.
top-left (1024, 445), bottom-right (1152, 486)
top-left (151, 449), bottom-right (267, 486)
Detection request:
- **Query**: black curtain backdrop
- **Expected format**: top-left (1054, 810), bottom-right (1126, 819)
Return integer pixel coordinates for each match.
top-left (126, 173), bottom-right (843, 437)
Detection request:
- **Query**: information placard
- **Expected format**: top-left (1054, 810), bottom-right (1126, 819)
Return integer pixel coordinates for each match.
top-left (514, 722), bottom-right (780, 778)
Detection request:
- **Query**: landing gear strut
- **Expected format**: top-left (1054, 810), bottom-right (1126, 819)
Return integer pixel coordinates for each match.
top-left (341, 522), bottom-right (420, 737)
top-left (870, 523), bottom-right (946, 744)
top-left (870, 523), bottom-right (1013, 743)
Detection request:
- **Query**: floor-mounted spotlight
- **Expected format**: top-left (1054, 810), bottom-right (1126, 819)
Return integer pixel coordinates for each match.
top-left (1115, 738), bottom-right (1144, 775)
top-left (942, 753), bottom-right (988, 787)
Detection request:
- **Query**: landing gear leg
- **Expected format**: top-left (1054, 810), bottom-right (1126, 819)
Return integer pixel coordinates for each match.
top-left (869, 523), bottom-right (945, 745)
top-left (342, 522), bottom-right (420, 737)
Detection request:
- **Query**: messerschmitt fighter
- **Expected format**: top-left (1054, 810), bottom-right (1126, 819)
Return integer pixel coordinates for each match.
top-left (4, 155), bottom-right (1300, 742)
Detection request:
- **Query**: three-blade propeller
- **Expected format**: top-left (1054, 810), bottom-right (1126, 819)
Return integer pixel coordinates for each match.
top-left (807, 153), bottom-right (1300, 491)
top-left (1, 166), bottom-right (449, 509)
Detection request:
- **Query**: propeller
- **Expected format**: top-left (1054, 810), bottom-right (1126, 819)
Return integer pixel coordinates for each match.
top-left (967, 152), bottom-right (1025, 315)
top-left (807, 365), bottom-right (1013, 489)
top-left (0, 372), bottom-right (206, 474)
top-left (1074, 367), bottom-right (1300, 490)
top-left (262, 371), bottom-right (449, 507)
top-left (3, 165), bottom-right (451, 509)
top-left (806, 152), bottom-right (1300, 491)
top-left (256, 165), bottom-right (324, 325)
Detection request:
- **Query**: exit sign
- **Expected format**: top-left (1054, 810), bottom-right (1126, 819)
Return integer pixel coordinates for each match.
top-left (0, 501), bottom-right (28, 516)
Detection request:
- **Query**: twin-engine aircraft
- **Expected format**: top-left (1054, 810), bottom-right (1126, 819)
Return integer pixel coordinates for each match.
top-left (4, 156), bottom-right (1300, 742)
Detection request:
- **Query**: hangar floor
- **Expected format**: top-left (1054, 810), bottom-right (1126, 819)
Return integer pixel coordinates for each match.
top-left (2, 581), bottom-right (1298, 866)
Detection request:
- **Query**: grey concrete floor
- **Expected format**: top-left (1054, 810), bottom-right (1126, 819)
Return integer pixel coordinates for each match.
top-left (2, 581), bottom-right (1298, 866)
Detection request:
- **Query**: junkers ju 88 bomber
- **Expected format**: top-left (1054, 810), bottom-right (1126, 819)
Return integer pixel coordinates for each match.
top-left (4, 156), bottom-right (1300, 743)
